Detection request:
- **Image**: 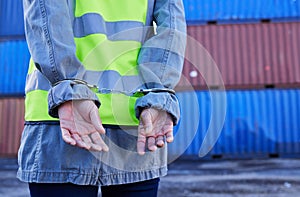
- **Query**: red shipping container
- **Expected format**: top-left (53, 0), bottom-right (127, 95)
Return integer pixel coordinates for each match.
top-left (0, 98), bottom-right (24, 156)
top-left (176, 22), bottom-right (300, 90)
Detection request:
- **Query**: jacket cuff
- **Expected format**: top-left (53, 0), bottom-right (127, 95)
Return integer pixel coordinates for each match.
top-left (48, 80), bottom-right (100, 118)
top-left (135, 92), bottom-right (180, 125)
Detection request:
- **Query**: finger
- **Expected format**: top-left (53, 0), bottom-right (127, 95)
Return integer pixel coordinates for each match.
top-left (151, 124), bottom-right (164, 147)
top-left (81, 135), bottom-right (92, 150)
top-left (72, 133), bottom-right (90, 150)
top-left (139, 110), bottom-right (153, 135)
top-left (61, 128), bottom-right (76, 146)
top-left (137, 135), bottom-right (146, 155)
top-left (90, 132), bottom-right (109, 152)
top-left (90, 108), bottom-right (105, 134)
top-left (156, 135), bottom-right (165, 147)
top-left (165, 130), bottom-right (174, 143)
top-left (147, 136), bottom-right (157, 152)
top-left (163, 119), bottom-right (174, 143)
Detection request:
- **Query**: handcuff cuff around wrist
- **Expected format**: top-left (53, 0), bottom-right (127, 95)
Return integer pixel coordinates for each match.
top-left (53, 79), bottom-right (176, 97)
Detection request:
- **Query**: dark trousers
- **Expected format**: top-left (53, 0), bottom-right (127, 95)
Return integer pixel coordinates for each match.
top-left (29, 178), bottom-right (160, 197)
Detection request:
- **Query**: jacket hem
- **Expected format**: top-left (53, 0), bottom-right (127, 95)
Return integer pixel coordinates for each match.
top-left (16, 166), bottom-right (167, 186)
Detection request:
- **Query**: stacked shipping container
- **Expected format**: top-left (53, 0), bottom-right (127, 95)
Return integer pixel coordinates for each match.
top-left (0, 0), bottom-right (25, 38)
top-left (0, 41), bottom-right (30, 95)
top-left (169, 90), bottom-right (300, 158)
top-left (183, 0), bottom-right (300, 24)
top-left (177, 22), bottom-right (300, 90)
top-left (0, 0), bottom-right (28, 95)
top-left (171, 0), bottom-right (300, 158)
top-left (0, 98), bottom-right (24, 156)
top-left (0, 0), bottom-right (28, 156)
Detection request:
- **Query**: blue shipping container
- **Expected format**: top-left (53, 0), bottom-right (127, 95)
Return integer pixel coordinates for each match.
top-left (0, 0), bottom-right (25, 37)
top-left (0, 40), bottom-right (30, 95)
top-left (183, 0), bottom-right (300, 24)
top-left (169, 89), bottom-right (300, 159)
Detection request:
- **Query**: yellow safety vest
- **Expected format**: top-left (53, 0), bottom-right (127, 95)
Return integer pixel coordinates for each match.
top-left (25, 0), bottom-right (152, 126)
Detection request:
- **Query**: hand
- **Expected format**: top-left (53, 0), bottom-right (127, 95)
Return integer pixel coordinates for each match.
top-left (137, 108), bottom-right (174, 155)
top-left (58, 100), bottom-right (109, 152)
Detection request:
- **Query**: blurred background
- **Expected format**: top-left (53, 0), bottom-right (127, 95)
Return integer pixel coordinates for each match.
top-left (0, 0), bottom-right (300, 196)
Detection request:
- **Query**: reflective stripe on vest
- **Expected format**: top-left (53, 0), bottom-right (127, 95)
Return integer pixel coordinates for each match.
top-left (25, 0), bottom-right (152, 125)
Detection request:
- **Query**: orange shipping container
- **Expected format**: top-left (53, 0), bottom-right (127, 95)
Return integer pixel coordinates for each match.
top-left (0, 98), bottom-right (24, 156)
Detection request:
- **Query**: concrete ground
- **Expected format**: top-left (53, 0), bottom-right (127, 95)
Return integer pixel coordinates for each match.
top-left (0, 158), bottom-right (300, 197)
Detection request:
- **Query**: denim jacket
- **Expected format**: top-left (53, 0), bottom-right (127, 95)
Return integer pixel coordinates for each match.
top-left (23, 0), bottom-right (186, 124)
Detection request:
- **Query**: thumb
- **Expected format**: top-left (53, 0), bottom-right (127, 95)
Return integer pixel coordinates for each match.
top-left (139, 109), bottom-right (153, 135)
top-left (89, 105), bottom-right (105, 134)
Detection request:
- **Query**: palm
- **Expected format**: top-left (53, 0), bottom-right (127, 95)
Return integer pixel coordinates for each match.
top-left (137, 108), bottom-right (174, 155)
top-left (58, 100), bottom-right (108, 151)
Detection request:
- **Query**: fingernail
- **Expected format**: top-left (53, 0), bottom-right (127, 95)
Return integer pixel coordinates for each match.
top-left (67, 138), bottom-right (76, 146)
top-left (157, 142), bottom-right (164, 147)
top-left (144, 125), bottom-right (153, 135)
top-left (167, 137), bottom-right (174, 143)
top-left (103, 146), bottom-right (109, 152)
top-left (144, 127), bottom-right (150, 134)
top-left (150, 146), bottom-right (157, 152)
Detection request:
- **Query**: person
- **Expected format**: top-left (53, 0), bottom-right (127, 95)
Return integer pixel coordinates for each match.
top-left (17, 0), bottom-right (186, 196)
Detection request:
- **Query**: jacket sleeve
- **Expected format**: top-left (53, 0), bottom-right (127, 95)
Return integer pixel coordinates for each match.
top-left (23, 0), bottom-right (99, 118)
top-left (135, 0), bottom-right (186, 125)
